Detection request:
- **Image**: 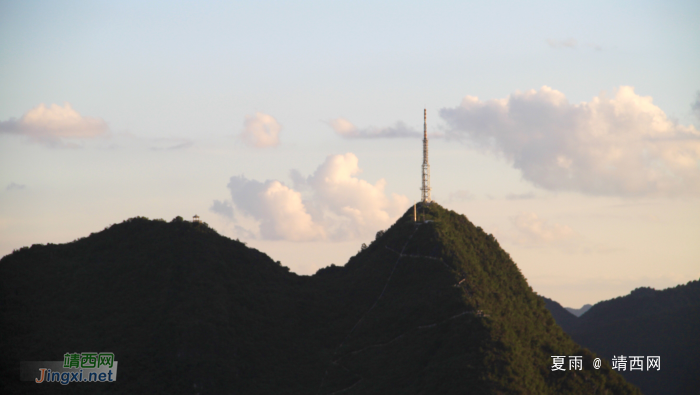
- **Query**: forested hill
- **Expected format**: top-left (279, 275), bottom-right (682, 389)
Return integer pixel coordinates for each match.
top-left (541, 296), bottom-right (578, 334)
top-left (1, 205), bottom-right (639, 394)
top-left (543, 279), bottom-right (700, 395)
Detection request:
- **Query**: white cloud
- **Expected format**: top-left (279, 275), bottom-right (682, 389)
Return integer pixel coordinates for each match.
top-left (240, 112), bottom-right (281, 148)
top-left (448, 190), bottom-right (475, 202)
top-left (510, 212), bottom-right (574, 245)
top-left (505, 192), bottom-right (536, 200)
top-left (547, 38), bottom-right (577, 49)
top-left (504, 212), bottom-right (617, 254)
top-left (220, 153), bottom-right (409, 241)
top-left (440, 86), bottom-right (700, 197)
top-left (209, 200), bottom-right (234, 219)
top-left (0, 103), bottom-right (108, 147)
top-left (329, 117), bottom-right (420, 139)
top-left (547, 38), bottom-right (602, 51)
top-left (305, 153), bottom-right (410, 239)
top-left (6, 182), bottom-right (26, 191)
top-left (148, 138), bottom-right (194, 151)
top-left (227, 176), bottom-right (325, 241)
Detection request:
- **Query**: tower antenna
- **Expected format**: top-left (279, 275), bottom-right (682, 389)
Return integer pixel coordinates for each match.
top-left (420, 109), bottom-right (431, 203)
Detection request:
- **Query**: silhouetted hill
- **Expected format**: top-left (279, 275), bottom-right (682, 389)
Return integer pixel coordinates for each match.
top-left (543, 280), bottom-right (700, 395)
top-left (1, 206), bottom-right (639, 394)
top-left (541, 296), bottom-right (578, 333)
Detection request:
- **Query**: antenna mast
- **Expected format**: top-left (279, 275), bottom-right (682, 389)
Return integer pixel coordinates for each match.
top-left (420, 109), bottom-right (431, 203)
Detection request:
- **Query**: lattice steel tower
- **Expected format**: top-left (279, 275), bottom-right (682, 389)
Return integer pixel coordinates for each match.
top-left (420, 109), bottom-right (431, 203)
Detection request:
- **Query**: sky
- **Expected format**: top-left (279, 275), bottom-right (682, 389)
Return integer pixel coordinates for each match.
top-left (1, 0), bottom-right (699, 308)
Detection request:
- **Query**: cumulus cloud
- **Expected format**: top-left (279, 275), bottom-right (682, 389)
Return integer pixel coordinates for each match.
top-left (227, 176), bottom-right (324, 241)
top-left (0, 103), bottom-right (108, 147)
top-left (693, 91), bottom-right (700, 121)
top-left (547, 38), bottom-right (602, 51)
top-left (547, 38), bottom-right (578, 49)
top-left (329, 118), bottom-right (421, 139)
top-left (511, 212), bottom-right (574, 244)
top-left (220, 153), bottom-right (409, 241)
top-left (506, 192), bottom-right (536, 200)
top-left (505, 212), bottom-right (615, 254)
top-left (6, 182), bottom-right (26, 191)
top-left (240, 112), bottom-right (281, 148)
top-left (448, 190), bottom-right (475, 202)
top-left (149, 138), bottom-right (194, 151)
top-left (440, 86), bottom-right (700, 196)
top-left (209, 200), bottom-right (234, 219)
top-left (304, 153), bottom-right (410, 239)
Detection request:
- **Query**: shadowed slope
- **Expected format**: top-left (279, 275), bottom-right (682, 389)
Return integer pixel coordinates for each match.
top-left (573, 281), bottom-right (700, 395)
top-left (542, 280), bottom-right (700, 395)
top-left (541, 296), bottom-right (578, 334)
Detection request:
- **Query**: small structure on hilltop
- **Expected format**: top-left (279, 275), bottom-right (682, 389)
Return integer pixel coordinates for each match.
top-left (193, 215), bottom-right (201, 223)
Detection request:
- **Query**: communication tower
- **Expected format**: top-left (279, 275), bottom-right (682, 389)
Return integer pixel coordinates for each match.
top-left (420, 109), bottom-right (431, 203)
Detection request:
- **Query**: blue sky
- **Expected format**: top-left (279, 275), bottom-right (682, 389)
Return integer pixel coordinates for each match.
top-left (1, 0), bottom-right (699, 307)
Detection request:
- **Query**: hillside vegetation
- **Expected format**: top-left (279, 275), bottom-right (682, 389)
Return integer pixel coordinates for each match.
top-left (1, 204), bottom-right (639, 394)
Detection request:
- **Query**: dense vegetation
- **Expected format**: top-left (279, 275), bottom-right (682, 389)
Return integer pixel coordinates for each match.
top-left (543, 280), bottom-right (700, 395)
top-left (540, 297), bottom-right (578, 336)
top-left (1, 205), bottom-right (639, 394)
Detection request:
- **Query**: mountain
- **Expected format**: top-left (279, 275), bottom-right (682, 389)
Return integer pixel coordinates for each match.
top-left (1, 204), bottom-right (639, 394)
top-left (541, 296), bottom-right (578, 334)
top-left (543, 280), bottom-right (700, 395)
top-left (565, 304), bottom-right (592, 317)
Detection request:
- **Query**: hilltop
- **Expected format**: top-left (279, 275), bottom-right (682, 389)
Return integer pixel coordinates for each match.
top-left (0, 205), bottom-right (639, 394)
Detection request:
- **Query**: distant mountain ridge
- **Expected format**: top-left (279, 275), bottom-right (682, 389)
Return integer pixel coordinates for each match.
top-left (542, 280), bottom-right (700, 395)
top-left (1, 205), bottom-right (639, 394)
top-left (565, 304), bottom-right (592, 317)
